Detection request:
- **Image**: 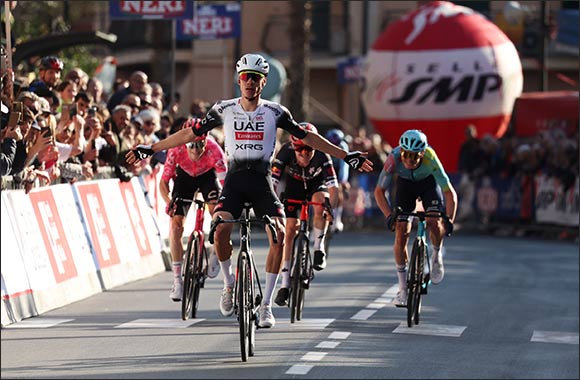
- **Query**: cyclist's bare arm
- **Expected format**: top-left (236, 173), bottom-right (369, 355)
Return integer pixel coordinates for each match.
top-left (302, 132), bottom-right (373, 173)
top-left (374, 185), bottom-right (393, 219)
top-left (444, 187), bottom-right (458, 223)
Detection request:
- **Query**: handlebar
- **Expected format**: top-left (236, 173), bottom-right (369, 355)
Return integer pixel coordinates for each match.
top-left (284, 197), bottom-right (334, 224)
top-left (392, 207), bottom-right (453, 237)
top-left (208, 214), bottom-right (279, 245)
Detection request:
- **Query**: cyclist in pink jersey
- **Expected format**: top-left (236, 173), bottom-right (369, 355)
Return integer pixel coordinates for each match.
top-left (159, 122), bottom-right (227, 301)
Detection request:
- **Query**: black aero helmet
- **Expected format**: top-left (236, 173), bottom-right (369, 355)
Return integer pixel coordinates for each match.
top-left (399, 129), bottom-right (427, 152)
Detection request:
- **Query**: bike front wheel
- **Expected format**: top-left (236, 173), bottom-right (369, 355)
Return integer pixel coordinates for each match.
top-left (406, 239), bottom-right (424, 327)
top-left (181, 234), bottom-right (197, 320)
top-left (237, 252), bottom-right (252, 362)
top-left (290, 234), bottom-right (307, 323)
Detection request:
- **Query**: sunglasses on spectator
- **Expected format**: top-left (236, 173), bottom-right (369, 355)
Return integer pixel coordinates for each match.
top-left (294, 145), bottom-right (313, 153)
top-left (401, 150), bottom-right (421, 161)
top-left (239, 72), bottom-right (265, 82)
top-left (128, 103), bottom-right (140, 110)
top-left (142, 120), bottom-right (155, 125)
top-left (187, 141), bottom-right (206, 150)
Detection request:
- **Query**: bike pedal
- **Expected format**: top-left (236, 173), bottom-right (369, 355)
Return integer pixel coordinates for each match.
top-left (420, 287), bottom-right (428, 295)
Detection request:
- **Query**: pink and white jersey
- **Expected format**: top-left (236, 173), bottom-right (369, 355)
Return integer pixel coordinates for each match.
top-left (161, 137), bottom-right (227, 185)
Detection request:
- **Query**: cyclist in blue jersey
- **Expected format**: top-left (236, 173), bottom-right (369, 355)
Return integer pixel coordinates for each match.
top-left (325, 128), bottom-right (350, 232)
top-left (374, 130), bottom-right (456, 307)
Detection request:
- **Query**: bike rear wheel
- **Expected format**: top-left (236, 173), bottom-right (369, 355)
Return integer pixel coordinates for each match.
top-left (181, 234), bottom-right (198, 320)
top-left (237, 253), bottom-right (252, 362)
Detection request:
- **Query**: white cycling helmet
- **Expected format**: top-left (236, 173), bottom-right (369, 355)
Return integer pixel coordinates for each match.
top-left (236, 53), bottom-right (269, 76)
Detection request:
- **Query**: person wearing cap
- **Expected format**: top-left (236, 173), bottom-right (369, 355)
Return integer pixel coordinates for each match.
top-left (17, 91), bottom-right (40, 116)
top-left (28, 56), bottom-right (64, 94)
top-left (126, 53), bottom-right (373, 328)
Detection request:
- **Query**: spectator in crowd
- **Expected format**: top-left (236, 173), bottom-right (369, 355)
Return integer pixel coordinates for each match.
top-left (28, 56), bottom-right (64, 94)
top-left (98, 104), bottom-right (135, 181)
top-left (156, 111), bottom-right (174, 140)
top-left (87, 77), bottom-right (107, 112)
top-left (73, 92), bottom-right (92, 118)
top-left (64, 67), bottom-right (89, 92)
top-left (456, 124), bottom-right (481, 221)
top-left (121, 93), bottom-right (141, 118)
top-left (325, 128), bottom-right (350, 232)
top-left (1, 111), bottom-right (23, 176)
top-left (55, 80), bottom-right (78, 112)
top-left (189, 98), bottom-right (208, 118)
top-left (107, 71), bottom-right (148, 113)
top-left (16, 91), bottom-right (39, 115)
top-left (137, 108), bottom-right (165, 167)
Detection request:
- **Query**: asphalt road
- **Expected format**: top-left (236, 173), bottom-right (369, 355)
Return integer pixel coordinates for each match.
top-left (2, 230), bottom-right (578, 379)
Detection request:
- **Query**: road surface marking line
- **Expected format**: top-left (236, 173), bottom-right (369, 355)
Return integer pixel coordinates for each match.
top-left (328, 331), bottom-right (351, 339)
top-left (286, 364), bottom-right (313, 375)
top-left (351, 309), bottom-right (377, 320)
top-left (393, 322), bottom-right (466, 337)
top-left (531, 331), bottom-right (579, 345)
top-left (115, 318), bottom-right (204, 329)
top-left (3, 318), bottom-right (74, 328)
top-left (316, 341), bottom-right (341, 349)
top-left (301, 352), bottom-right (328, 361)
top-left (367, 302), bottom-right (387, 309)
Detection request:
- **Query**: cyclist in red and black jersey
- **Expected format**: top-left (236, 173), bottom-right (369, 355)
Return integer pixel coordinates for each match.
top-left (270, 122), bottom-right (338, 306)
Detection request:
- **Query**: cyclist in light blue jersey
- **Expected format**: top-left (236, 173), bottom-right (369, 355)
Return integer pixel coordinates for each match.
top-left (374, 129), bottom-right (457, 307)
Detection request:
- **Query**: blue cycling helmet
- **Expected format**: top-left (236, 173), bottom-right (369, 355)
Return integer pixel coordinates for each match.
top-left (399, 129), bottom-right (427, 152)
top-left (325, 128), bottom-right (345, 145)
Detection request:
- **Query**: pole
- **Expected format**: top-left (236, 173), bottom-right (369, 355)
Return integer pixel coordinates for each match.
top-left (539, 1), bottom-right (548, 91)
top-left (4, 0), bottom-right (13, 99)
top-left (171, 18), bottom-right (176, 106)
top-left (358, 0), bottom-right (369, 132)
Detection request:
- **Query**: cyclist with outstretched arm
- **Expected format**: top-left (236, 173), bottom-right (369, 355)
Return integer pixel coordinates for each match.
top-left (270, 122), bottom-right (338, 307)
top-left (126, 53), bottom-right (373, 328)
top-left (374, 129), bottom-right (457, 307)
top-left (159, 126), bottom-right (227, 302)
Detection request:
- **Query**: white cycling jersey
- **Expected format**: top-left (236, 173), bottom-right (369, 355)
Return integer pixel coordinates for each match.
top-left (194, 97), bottom-right (307, 168)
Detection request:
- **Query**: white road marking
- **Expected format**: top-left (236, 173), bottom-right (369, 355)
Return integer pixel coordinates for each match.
top-left (4, 318), bottom-right (74, 328)
top-left (382, 285), bottom-right (399, 297)
top-left (351, 309), bottom-right (377, 320)
top-left (286, 364), bottom-right (313, 375)
top-left (277, 318), bottom-right (334, 329)
top-left (367, 302), bottom-right (387, 309)
top-left (531, 331), bottom-right (579, 345)
top-left (115, 318), bottom-right (204, 329)
top-left (301, 352), bottom-right (328, 361)
top-left (328, 331), bottom-right (351, 339)
top-left (393, 323), bottom-right (466, 337)
top-left (316, 341), bottom-right (341, 349)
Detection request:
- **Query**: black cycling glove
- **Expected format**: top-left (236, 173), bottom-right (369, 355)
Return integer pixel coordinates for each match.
top-left (132, 144), bottom-right (154, 161)
top-left (444, 219), bottom-right (454, 237)
top-left (385, 213), bottom-right (396, 231)
top-left (344, 151), bottom-right (366, 170)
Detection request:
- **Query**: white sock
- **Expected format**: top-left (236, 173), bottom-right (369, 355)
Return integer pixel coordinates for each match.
top-left (220, 258), bottom-right (235, 288)
top-left (396, 264), bottom-right (407, 290)
top-left (172, 261), bottom-right (182, 281)
top-left (264, 272), bottom-right (279, 306)
top-left (336, 206), bottom-right (343, 221)
top-left (432, 245), bottom-right (443, 263)
top-left (281, 259), bottom-right (291, 288)
top-left (313, 227), bottom-right (325, 251)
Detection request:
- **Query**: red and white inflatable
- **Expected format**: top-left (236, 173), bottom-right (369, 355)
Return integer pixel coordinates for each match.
top-left (362, 1), bottom-right (523, 171)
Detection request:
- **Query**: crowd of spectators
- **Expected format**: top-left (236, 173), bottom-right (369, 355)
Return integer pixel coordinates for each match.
top-left (1, 52), bottom-right (214, 192)
top-left (2, 51), bottom-right (577, 234)
top-left (456, 123), bottom-right (579, 221)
